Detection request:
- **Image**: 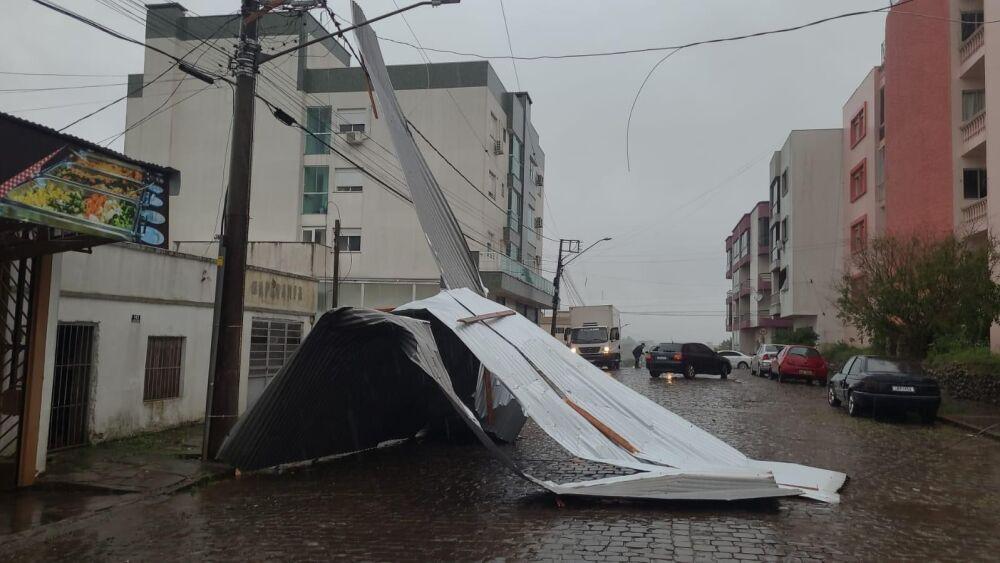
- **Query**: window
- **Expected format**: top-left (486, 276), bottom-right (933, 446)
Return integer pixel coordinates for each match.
top-left (302, 227), bottom-right (326, 245)
top-left (334, 167), bottom-right (363, 193)
top-left (841, 357), bottom-right (856, 374)
top-left (878, 86), bottom-right (885, 140)
top-left (248, 319), bottom-right (302, 407)
top-left (507, 241), bottom-right (520, 261)
top-left (143, 336), bottom-right (184, 401)
top-left (850, 103), bottom-right (867, 147)
top-left (336, 108), bottom-right (367, 133)
top-left (509, 135), bottom-right (523, 181)
top-left (848, 357), bottom-right (863, 375)
top-left (305, 106), bottom-right (331, 154)
top-left (758, 217), bottom-right (769, 247)
top-left (964, 168), bottom-right (987, 199)
top-left (781, 170), bottom-right (789, 196)
top-left (770, 177), bottom-right (779, 204)
top-left (489, 171), bottom-right (497, 199)
top-left (962, 90), bottom-right (985, 121)
top-left (302, 166), bottom-right (329, 214)
top-left (726, 247), bottom-right (732, 268)
top-left (850, 159), bottom-right (867, 202)
top-left (781, 218), bottom-right (788, 242)
top-left (609, 327), bottom-right (620, 341)
top-left (962, 11), bottom-right (984, 41)
top-left (850, 216), bottom-right (868, 254)
top-left (336, 229), bottom-right (362, 252)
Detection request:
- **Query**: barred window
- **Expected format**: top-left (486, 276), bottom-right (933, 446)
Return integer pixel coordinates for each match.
top-left (144, 337), bottom-right (184, 401)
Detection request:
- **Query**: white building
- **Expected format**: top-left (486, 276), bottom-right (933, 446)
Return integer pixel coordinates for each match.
top-left (766, 130), bottom-right (847, 345)
top-left (124, 4), bottom-right (553, 321)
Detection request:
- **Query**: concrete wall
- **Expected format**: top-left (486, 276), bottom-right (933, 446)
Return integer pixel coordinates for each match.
top-left (984, 0), bottom-right (1000, 350)
top-left (37, 244), bottom-right (315, 449)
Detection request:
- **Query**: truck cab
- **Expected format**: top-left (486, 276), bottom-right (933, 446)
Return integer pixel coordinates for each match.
top-left (567, 305), bottom-right (621, 369)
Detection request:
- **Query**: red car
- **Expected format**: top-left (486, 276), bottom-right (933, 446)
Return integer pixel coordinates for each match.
top-left (773, 345), bottom-right (828, 384)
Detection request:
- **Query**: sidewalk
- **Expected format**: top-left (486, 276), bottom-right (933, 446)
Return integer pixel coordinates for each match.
top-left (0, 424), bottom-right (229, 537)
top-left (939, 394), bottom-right (1000, 440)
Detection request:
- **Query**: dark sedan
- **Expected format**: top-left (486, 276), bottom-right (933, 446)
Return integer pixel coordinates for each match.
top-left (645, 342), bottom-right (731, 380)
top-left (827, 355), bottom-right (941, 422)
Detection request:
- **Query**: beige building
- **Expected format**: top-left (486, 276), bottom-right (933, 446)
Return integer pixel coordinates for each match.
top-left (765, 130), bottom-right (847, 345)
top-left (124, 4), bottom-right (553, 321)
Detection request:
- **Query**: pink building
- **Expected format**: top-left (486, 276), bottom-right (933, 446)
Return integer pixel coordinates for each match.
top-left (842, 66), bottom-right (885, 261)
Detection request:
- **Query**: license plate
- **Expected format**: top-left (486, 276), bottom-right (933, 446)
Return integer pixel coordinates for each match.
top-left (800, 369), bottom-right (813, 375)
top-left (892, 385), bottom-right (915, 392)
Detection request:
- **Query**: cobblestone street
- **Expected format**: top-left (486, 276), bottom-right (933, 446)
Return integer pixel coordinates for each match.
top-left (4, 368), bottom-right (1000, 561)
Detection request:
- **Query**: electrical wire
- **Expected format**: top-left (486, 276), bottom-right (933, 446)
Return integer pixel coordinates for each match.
top-left (496, 0), bottom-right (520, 90)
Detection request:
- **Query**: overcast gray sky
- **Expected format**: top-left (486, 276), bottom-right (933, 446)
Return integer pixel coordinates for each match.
top-left (1, 0), bottom-right (888, 344)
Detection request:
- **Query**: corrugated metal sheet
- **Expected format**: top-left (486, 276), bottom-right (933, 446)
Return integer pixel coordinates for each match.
top-left (399, 289), bottom-right (847, 503)
top-left (352, 3), bottom-right (485, 295)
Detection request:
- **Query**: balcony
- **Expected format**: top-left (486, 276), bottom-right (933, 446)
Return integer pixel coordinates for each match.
top-left (959, 25), bottom-right (985, 77)
top-left (962, 197), bottom-right (988, 233)
top-left (960, 111), bottom-right (987, 156)
top-left (475, 251), bottom-right (554, 308)
top-left (758, 273), bottom-right (772, 293)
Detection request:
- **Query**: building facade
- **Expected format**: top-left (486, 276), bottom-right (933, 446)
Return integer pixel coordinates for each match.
top-left (766, 130), bottom-right (847, 345)
top-left (125, 4), bottom-right (552, 321)
top-left (725, 202), bottom-right (786, 354)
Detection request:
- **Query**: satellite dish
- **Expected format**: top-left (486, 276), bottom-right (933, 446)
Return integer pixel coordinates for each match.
top-left (753, 292), bottom-right (764, 303)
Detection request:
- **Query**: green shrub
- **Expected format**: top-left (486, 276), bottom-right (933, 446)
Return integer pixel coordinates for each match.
top-left (925, 346), bottom-right (1000, 376)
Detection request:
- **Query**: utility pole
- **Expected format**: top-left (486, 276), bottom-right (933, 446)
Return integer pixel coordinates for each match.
top-left (550, 239), bottom-right (579, 336)
top-left (332, 219), bottom-right (341, 308)
top-left (204, 0), bottom-right (260, 459)
top-left (549, 237), bottom-right (611, 336)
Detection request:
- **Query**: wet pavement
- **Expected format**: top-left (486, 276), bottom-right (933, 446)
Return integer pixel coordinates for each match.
top-left (3, 368), bottom-right (1000, 561)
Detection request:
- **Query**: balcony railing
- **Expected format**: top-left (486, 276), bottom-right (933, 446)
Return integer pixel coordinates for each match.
top-left (960, 25), bottom-right (985, 64)
top-left (962, 197), bottom-right (988, 229)
top-left (758, 273), bottom-right (772, 292)
top-left (961, 110), bottom-right (987, 143)
top-left (478, 251), bottom-right (555, 295)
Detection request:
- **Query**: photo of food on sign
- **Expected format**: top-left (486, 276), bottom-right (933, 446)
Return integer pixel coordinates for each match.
top-left (0, 113), bottom-right (174, 248)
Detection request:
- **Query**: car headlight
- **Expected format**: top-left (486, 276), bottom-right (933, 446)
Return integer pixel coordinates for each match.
top-left (603, 346), bottom-right (610, 353)
top-left (571, 347), bottom-right (578, 354)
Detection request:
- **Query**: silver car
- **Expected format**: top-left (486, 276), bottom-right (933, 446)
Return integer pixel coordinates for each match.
top-left (751, 344), bottom-right (785, 377)
top-left (717, 350), bottom-right (752, 370)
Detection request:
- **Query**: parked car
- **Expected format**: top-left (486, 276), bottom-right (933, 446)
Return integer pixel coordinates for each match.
top-left (750, 344), bottom-right (785, 377)
top-left (827, 356), bottom-right (941, 422)
top-left (645, 342), bottom-right (731, 380)
top-left (717, 349), bottom-right (752, 370)
top-left (772, 345), bottom-right (829, 384)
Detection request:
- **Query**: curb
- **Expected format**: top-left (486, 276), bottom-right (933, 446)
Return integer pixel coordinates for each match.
top-left (937, 415), bottom-right (1000, 442)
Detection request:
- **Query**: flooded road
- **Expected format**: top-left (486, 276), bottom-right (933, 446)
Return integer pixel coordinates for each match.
top-left (5, 368), bottom-right (999, 561)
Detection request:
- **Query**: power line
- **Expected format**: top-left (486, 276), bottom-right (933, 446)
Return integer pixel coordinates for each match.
top-left (496, 0), bottom-right (520, 90)
top-left (0, 70), bottom-right (128, 77)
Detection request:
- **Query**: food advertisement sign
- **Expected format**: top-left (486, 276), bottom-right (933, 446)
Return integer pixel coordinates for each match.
top-left (0, 115), bottom-right (174, 247)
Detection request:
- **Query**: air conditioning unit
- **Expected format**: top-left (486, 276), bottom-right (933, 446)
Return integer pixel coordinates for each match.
top-left (345, 131), bottom-right (365, 145)
top-left (494, 140), bottom-right (504, 155)
top-left (535, 173), bottom-right (544, 187)
top-left (533, 217), bottom-right (543, 229)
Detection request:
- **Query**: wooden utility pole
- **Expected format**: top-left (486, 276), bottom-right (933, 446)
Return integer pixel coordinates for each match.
top-left (332, 219), bottom-right (341, 308)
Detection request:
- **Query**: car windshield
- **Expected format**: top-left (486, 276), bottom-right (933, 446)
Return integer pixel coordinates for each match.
top-left (789, 346), bottom-right (820, 358)
top-left (866, 358), bottom-right (915, 373)
top-left (656, 343), bottom-right (681, 352)
top-left (570, 327), bottom-right (608, 344)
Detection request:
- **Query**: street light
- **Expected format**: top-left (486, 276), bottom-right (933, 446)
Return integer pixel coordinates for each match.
top-left (550, 237), bottom-right (612, 336)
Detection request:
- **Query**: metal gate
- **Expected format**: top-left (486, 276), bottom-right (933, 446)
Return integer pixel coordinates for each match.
top-left (47, 324), bottom-right (95, 451)
top-left (247, 318), bottom-right (302, 408)
top-left (0, 257), bottom-right (37, 489)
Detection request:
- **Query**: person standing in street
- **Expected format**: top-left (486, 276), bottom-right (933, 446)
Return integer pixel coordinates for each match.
top-left (632, 343), bottom-right (645, 370)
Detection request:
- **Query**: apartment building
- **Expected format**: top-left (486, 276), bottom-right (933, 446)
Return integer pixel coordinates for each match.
top-left (842, 66), bottom-right (886, 262)
top-left (124, 4), bottom-right (552, 321)
top-left (725, 202), bottom-right (786, 354)
top-left (766, 130), bottom-right (847, 345)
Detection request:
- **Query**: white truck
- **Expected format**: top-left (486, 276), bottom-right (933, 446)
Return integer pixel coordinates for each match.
top-left (567, 305), bottom-right (622, 369)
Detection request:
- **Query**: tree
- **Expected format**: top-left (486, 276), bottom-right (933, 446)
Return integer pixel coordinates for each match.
top-left (716, 337), bottom-right (734, 351)
top-left (835, 234), bottom-right (1000, 358)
